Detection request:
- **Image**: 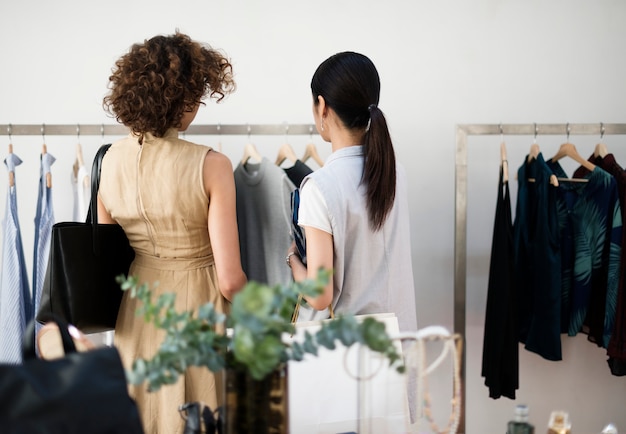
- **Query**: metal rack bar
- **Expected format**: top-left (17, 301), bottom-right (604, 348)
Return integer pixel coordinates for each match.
top-left (458, 123), bottom-right (626, 136)
top-left (455, 122), bottom-right (626, 434)
top-left (0, 124), bottom-right (318, 137)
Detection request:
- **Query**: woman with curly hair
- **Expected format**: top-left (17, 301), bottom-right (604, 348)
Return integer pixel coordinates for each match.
top-left (99, 31), bottom-right (247, 432)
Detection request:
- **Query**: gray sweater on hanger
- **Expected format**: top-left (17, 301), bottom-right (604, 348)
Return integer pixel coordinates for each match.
top-left (234, 157), bottom-right (296, 287)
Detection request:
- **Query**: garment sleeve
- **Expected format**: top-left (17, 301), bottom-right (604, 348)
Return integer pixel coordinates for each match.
top-left (298, 179), bottom-right (332, 234)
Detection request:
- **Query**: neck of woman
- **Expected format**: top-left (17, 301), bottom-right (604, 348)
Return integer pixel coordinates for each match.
top-left (330, 128), bottom-right (365, 153)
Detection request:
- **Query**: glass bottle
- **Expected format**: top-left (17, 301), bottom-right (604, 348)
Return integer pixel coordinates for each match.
top-left (507, 404), bottom-right (535, 434)
top-left (547, 411), bottom-right (571, 434)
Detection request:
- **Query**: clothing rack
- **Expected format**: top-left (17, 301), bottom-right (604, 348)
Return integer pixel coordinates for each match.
top-left (0, 123), bottom-right (318, 137)
top-left (455, 122), bottom-right (626, 434)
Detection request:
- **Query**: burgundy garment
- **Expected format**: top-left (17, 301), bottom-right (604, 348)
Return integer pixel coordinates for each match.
top-left (574, 153), bottom-right (626, 375)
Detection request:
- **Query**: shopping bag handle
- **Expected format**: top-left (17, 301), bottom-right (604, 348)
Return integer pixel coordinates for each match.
top-left (23, 313), bottom-right (77, 360)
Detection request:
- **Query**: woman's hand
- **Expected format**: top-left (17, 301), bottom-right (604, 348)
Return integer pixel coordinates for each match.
top-left (286, 241), bottom-right (305, 278)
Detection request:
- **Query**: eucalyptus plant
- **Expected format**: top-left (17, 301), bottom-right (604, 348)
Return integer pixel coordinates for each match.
top-left (117, 271), bottom-right (404, 392)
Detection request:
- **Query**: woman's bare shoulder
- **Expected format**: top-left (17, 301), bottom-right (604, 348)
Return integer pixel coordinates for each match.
top-left (203, 149), bottom-right (235, 195)
top-left (204, 148), bottom-right (233, 171)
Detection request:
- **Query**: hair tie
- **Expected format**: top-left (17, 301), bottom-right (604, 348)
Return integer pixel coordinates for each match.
top-left (368, 104), bottom-right (377, 112)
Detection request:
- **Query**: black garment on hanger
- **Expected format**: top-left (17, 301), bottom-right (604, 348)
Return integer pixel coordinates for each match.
top-left (514, 153), bottom-right (562, 361)
top-left (481, 165), bottom-right (518, 399)
top-left (283, 160), bottom-right (313, 187)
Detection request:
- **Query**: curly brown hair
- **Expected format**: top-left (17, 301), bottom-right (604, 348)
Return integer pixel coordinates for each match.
top-left (103, 31), bottom-right (235, 137)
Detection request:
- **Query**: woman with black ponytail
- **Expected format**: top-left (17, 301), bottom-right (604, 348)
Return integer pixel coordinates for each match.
top-left (287, 51), bottom-right (417, 334)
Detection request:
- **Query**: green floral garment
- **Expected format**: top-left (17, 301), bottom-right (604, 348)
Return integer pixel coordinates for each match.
top-left (547, 161), bottom-right (622, 348)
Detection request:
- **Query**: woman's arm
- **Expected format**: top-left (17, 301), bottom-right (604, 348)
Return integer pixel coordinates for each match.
top-left (204, 150), bottom-right (247, 301)
top-left (289, 225), bottom-right (334, 310)
top-left (97, 195), bottom-right (116, 224)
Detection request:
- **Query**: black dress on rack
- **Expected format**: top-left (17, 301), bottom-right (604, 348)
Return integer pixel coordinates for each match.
top-left (481, 165), bottom-right (518, 399)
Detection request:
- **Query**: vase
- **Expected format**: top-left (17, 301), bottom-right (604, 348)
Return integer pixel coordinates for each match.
top-left (222, 364), bottom-right (289, 434)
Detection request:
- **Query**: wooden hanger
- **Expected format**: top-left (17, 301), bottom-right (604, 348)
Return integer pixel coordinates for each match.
top-left (523, 141), bottom-right (559, 187)
top-left (302, 142), bottom-right (324, 167)
top-left (73, 126), bottom-right (84, 177)
top-left (8, 143), bottom-right (14, 187)
top-left (75, 142), bottom-right (90, 189)
top-left (41, 124), bottom-right (47, 156)
top-left (73, 142), bottom-right (84, 178)
top-left (594, 124), bottom-right (608, 158)
top-left (241, 142), bottom-right (262, 165)
top-left (527, 143), bottom-right (540, 163)
top-left (551, 142), bottom-right (594, 183)
top-left (594, 142), bottom-right (608, 158)
top-left (241, 125), bottom-right (262, 165)
top-left (41, 143), bottom-right (52, 188)
top-left (76, 142), bottom-right (84, 166)
top-left (527, 123), bottom-right (541, 163)
top-left (275, 142), bottom-right (297, 166)
top-left (527, 172), bottom-right (559, 187)
top-left (500, 141), bottom-right (509, 183)
top-left (525, 124), bottom-right (555, 185)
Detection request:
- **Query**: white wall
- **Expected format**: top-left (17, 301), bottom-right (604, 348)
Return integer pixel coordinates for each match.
top-left (1, 0), bottom-right (625, 432)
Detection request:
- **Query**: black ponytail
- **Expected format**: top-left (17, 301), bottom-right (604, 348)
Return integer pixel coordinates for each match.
top-left (363, 105), bottom-right (396, 230)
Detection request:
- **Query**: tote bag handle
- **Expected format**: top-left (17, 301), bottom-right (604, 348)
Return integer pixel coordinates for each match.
top-left (85, 144), bottom-right (112, 255)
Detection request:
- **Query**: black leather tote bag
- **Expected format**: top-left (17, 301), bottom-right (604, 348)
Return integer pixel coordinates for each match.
top-left (36, 144), bottom-right (135, 333)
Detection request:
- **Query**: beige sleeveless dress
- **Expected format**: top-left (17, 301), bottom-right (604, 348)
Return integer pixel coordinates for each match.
top-left (99, 129), bottom-right (225, 434)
